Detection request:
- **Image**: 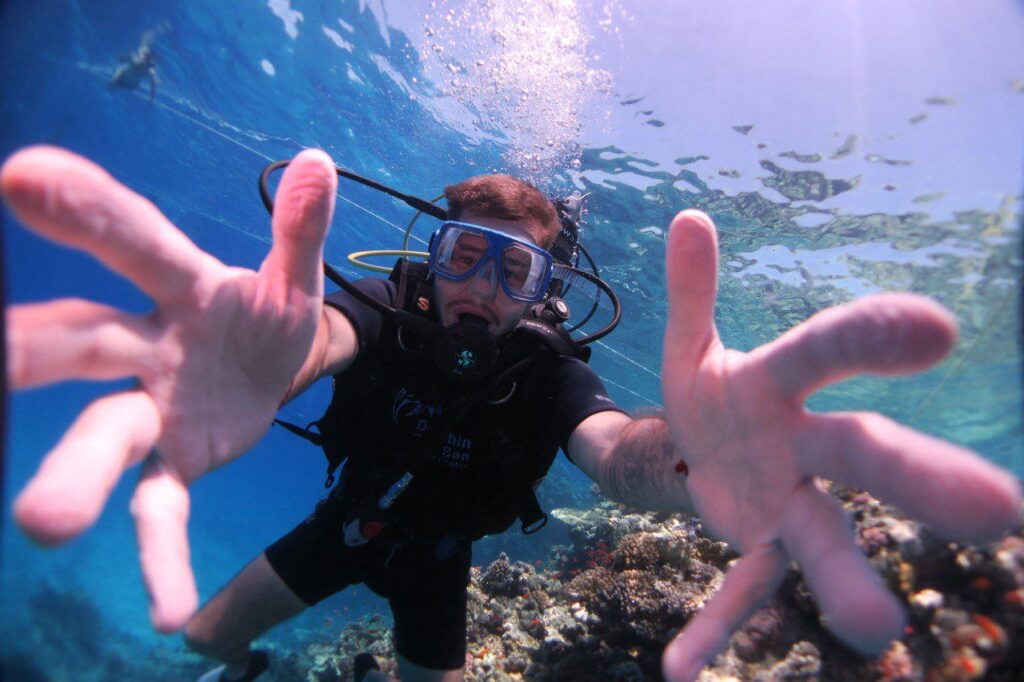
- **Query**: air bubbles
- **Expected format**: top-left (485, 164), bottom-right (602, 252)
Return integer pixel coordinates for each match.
top-left (419, 0), bottom-right (627, 181)
top-left (585, 69), bottom-right (613, 93)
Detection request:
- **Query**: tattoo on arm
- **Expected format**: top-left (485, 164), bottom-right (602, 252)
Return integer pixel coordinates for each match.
top-left (601, 416), bottom-right (688, 511)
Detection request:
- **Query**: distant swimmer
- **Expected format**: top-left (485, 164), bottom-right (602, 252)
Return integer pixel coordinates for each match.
top-left (110, 44), bottom-right (157, 101)
top-left (110, 23), bottom-right (168, 102)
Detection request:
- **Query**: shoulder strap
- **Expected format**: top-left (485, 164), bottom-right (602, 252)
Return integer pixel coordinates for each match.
top-left (283, 263), bottom-right (431, 488)
top-left (389, 259), bottom-right (434, 317)
top-left (273, 372), bottom-right (361, 488)
top-left (491, 358), bottom-right (559, 535)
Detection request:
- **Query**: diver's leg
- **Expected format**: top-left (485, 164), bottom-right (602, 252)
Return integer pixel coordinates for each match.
top-left (376, 542), bottom-right (472, 682)
top-left (184, 552), bottom-right (306, 677)
top-left (186, 493), bottom-right (358, 679)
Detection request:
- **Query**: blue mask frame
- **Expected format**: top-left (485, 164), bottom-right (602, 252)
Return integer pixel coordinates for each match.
top-left (428, 221), bottom-right (554, 303)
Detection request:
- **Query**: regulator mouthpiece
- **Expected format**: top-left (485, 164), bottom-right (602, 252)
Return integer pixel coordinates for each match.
top-left (432, 315), bottom-right (497, 382)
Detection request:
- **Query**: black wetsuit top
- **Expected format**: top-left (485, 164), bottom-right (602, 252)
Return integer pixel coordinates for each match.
top-left (322, 277), bottom-right (626, 540)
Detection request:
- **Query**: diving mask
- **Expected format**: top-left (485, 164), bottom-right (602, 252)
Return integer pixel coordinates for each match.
top-left (428, 221), bottom-right (553, 303)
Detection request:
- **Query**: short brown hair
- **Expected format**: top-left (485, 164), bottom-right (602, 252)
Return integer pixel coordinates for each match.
top-left (444, 174), bottom-right (561, 249)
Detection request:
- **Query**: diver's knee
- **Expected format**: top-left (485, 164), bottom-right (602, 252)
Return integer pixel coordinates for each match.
top-left (183, 612), bottom-right (223, 657)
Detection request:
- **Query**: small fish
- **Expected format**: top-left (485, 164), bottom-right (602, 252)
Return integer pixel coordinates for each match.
top-left (830, 134), bottom-right (858, 159)
top-left (912, 191), bottom-right (945, 204)
top-left (780, 150), bottom-right (822, 164)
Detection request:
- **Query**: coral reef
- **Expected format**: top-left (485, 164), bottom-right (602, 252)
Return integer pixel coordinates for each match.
top-left (291, 614), bottom-right (397, 681)
top-left (11, 480), bottom-right (1022, 681)
top-left (312, 486), bottom-right (1024, 681)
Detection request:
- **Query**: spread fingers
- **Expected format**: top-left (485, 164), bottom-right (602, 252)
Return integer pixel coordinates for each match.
top-left (132, 457), bottom-right (197, 632)
top-left (7, 299), bottom-right (155, 388)
top-left (663, 210), bottom-right (722, 379)
top-left (1, 146), bottom-right (217, 304)
top-left (662, 542), bottom-right (787, 681)
top-left (259, 148), bottom-right (337, 298)
top-left (781, 482), bottom-right (906, 654)
top-left (796, 411), bottom-right (1022, 543)
top-left (754, 293), bottom-right (957, 403)
top-left (14, 390), bottom-right (161, 545)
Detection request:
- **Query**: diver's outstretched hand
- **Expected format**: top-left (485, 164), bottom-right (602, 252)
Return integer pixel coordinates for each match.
top-left (658, 210), bottom-right (1022, 681)
top-left (2, 146), bottom-right (337, 632)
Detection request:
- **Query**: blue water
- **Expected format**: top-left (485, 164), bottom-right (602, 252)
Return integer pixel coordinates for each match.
top-left (1, 1), bottom-right (1022, 679)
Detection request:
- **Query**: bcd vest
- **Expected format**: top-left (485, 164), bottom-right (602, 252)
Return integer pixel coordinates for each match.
top-left (277, 260), bottom-right (589, 542)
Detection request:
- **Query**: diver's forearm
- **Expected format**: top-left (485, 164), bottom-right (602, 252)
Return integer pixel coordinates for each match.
top-left (598, 417), bottom-right (694, 513)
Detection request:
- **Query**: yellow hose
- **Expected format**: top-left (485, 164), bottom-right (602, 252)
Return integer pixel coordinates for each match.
top-left (347, 249), bottom-right (429, 273)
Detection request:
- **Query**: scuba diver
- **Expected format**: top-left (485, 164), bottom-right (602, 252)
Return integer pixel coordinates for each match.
top-left (110, 24), bottom-right (167, 102)
top-left (1, 147), bottom-right (1020, 682)
top-left (184, 165), bottom-right (628, 682)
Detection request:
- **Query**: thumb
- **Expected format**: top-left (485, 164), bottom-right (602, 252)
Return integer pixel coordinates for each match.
top-left (663, 210), bottom-right (721, 378)
top-left (131, 457), bottom-right (198, 633)
top-left (260, 148), bottom-right (338, 296)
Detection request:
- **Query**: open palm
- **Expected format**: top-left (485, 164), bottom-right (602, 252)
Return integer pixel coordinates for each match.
top-left (658, 211), bottom-right (1022, 681)
top-left (3, 146), bottom-right (337, 631)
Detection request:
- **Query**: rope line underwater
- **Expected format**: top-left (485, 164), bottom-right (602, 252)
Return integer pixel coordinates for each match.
top-left (908, 291), bottom-right (1016, 423)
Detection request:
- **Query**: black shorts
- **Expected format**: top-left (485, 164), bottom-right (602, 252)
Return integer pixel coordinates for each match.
top-left (264, 495), bottom-right (472, 671)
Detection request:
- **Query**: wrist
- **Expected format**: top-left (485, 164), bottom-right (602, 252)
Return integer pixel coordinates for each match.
top-left (601, 415), bottom-right (688, 512)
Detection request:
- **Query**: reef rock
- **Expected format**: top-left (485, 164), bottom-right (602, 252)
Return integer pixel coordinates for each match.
top-left (471, 486), bottom-right (1024, 680)
top-left (298, 485), bottom-right (1024, 681)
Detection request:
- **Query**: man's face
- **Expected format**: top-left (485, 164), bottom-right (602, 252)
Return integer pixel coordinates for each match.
top-left (432, 211), bottom-right (545, 337)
